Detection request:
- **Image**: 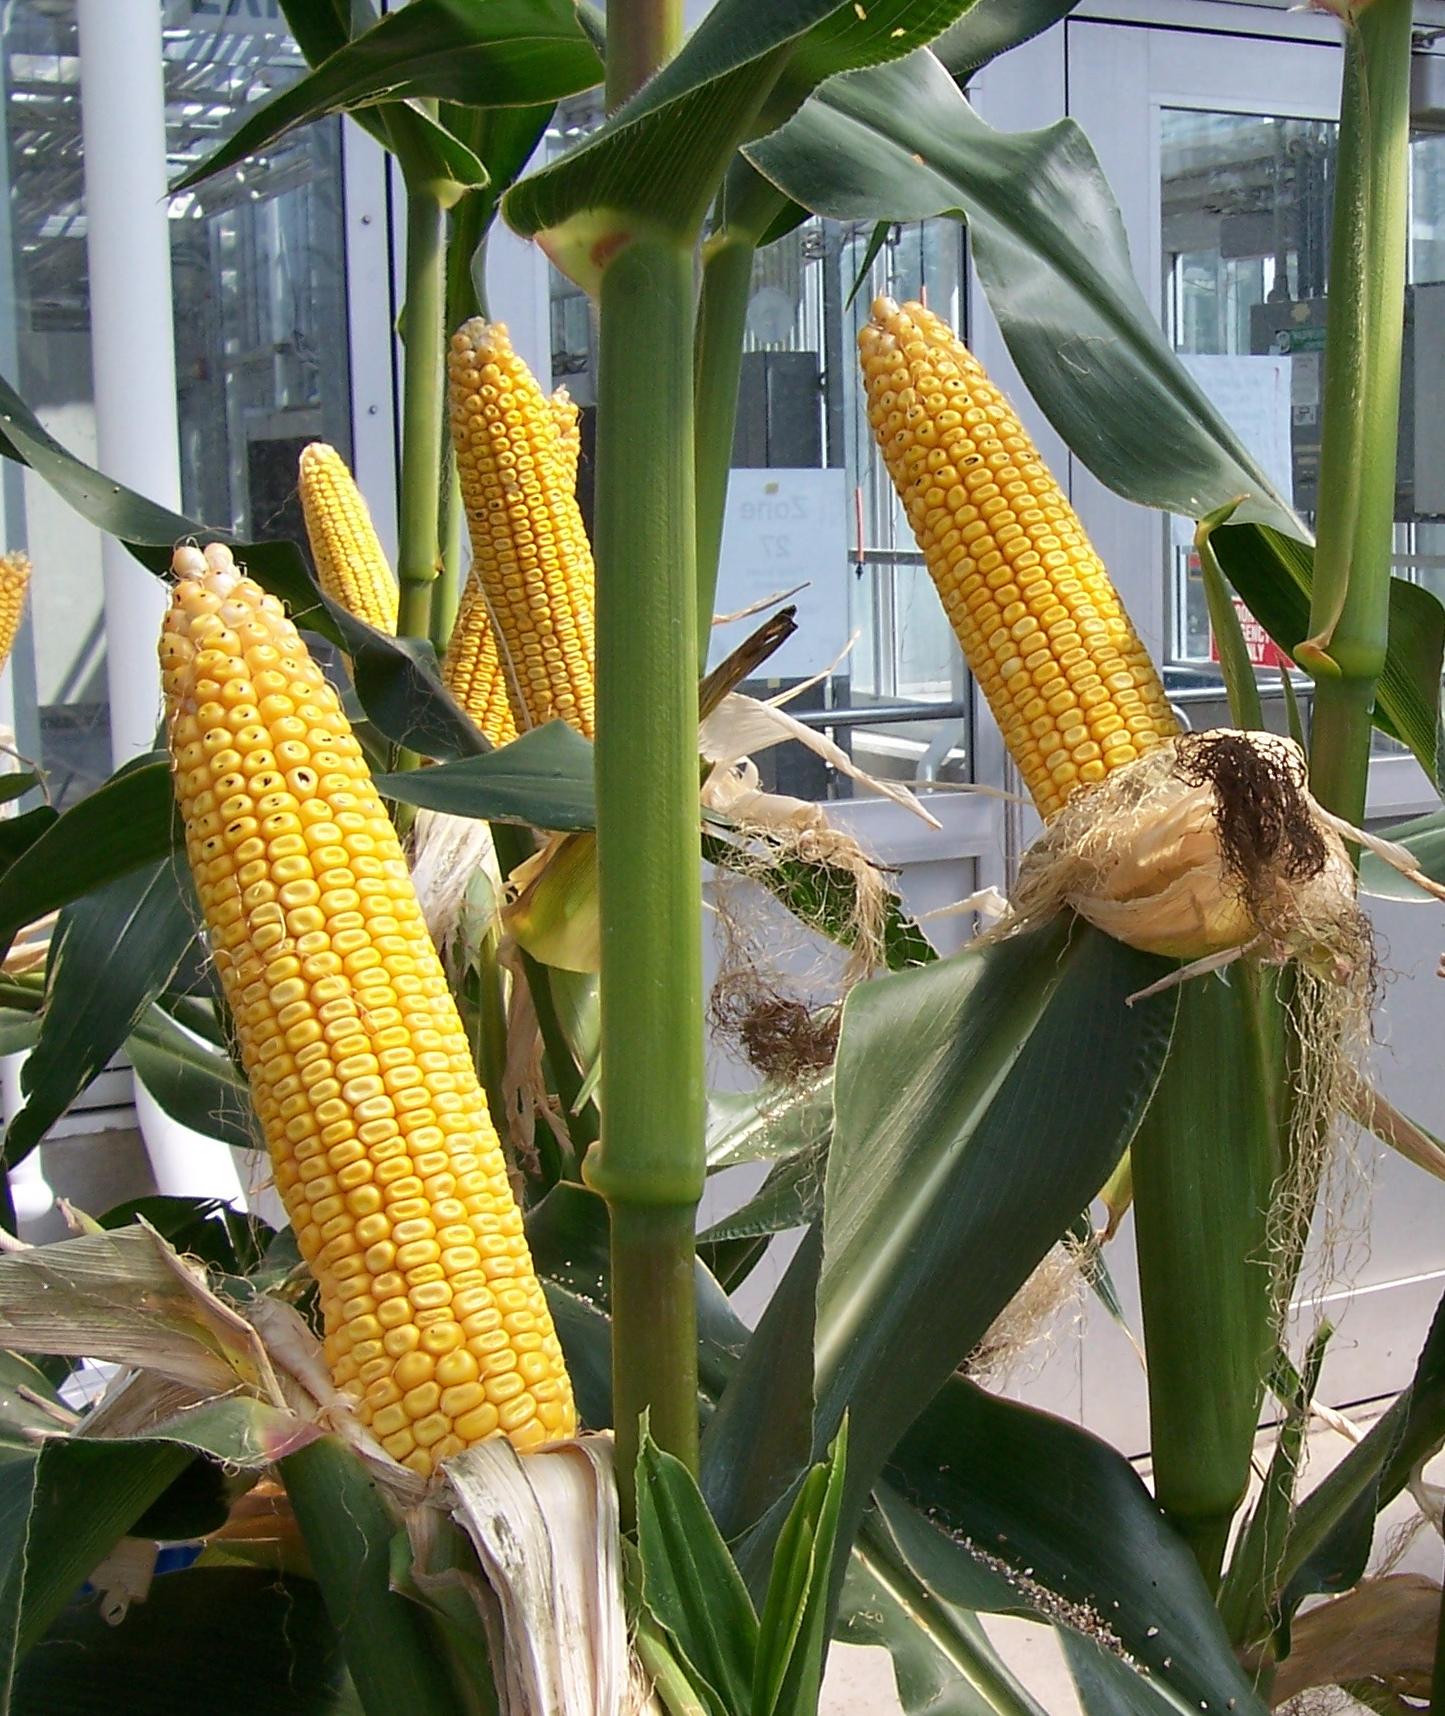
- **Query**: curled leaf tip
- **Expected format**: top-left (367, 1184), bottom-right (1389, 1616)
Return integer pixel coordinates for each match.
top-left (1293, 638), bottom-right (1342, 677)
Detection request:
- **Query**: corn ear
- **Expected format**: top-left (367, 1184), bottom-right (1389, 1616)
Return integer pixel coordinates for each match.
top-left (446, 319), bottom-right (595, 738)
top-left (859, 297), bottom-right (1178, 818)
top-left (161, 542), bottom-right (574, 1474)
top-left (298, 443), bottom-right (399, 635)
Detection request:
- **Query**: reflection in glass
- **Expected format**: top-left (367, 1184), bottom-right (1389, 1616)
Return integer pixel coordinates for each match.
top-left (0, 2), bottom-right (352, 804)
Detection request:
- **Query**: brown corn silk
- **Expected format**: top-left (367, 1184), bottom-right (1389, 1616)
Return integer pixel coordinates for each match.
top-left (160, 543), bottom-right (575, 1475)
top-left (859, 297), bottom-right (1178, 819)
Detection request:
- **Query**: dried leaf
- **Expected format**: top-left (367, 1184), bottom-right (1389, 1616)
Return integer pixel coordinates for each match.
top-left (444, 1434), bottom-right (630, 1716)
top-left (0, 1223), bottom-right (283, 1401)
top-left (1269, 1575), bottom-right (1441, 1705)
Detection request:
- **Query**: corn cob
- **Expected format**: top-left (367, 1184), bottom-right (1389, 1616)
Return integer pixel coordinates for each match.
top-left (298, 443), bottom-right (399, 635)
top-left (442, 583), bottom-right (520, 748)
top-left (860, 298), bottom-right (1179, 819)
top-left (550, 387), bottom-right (581, 495)
top-left (0, 552), bottom-right (31, 672)
top-left (447, 319), bottom-right (595, 738)
top-left (160, 542), bottom-right (574, 1473)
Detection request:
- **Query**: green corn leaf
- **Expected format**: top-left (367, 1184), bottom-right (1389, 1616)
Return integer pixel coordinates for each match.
top-left (98, 1196), bottom-right (270, 1280)
top-left (278, 0), bottom-right (376, 68)
top-left (706, 1077), bottom-right (833, 1170)
top-left (702, 1227), bottom-right (822, 1556)
top-left (1058, 1629), bottom-right (1185, 1716)
top-left (636, 1432), bottom-right (759, 1716)
top-left (14, 1568), bottom-right (357, 1716)
top-left (707, 918), bottom-right (1175, 1607)
top-left (542, 1280), bottom-right (614, 1433)
top-left (879, 1377), bottom-right (1270, 1716)
top-left (375, 721), bottom-right (594, 827)
top-left (745, 49), bottom-right (1301, 540)
top-left (1209, 521), bottom-right (1445, 789)
top-left (698, 1149), bottom-right (824, 1244)
top-left (1217, 1325), bottom-right (1331, 1651)
top-left (234, 544), bottom-right (490, 764)
top-left (127, 1004), bottom-right (257, 1152)
top-left (0, 371), bottom-right (485, 766)
top-left (813, 917), bottom-right (1174, 1525)
top-left (6, 859), bottom-right (199, 1168)
top-left (172, 0), bottom-right (602, 195)
top-left (0, 760), bottom-right (177, 963)
top-left (1359, 806), bottom-right (1445, 899)
top-left (0, 811), bottom-right (57, 883)
top-left (703, 831), bottom-right (935, 969)
top-left (504, 0), bottom-right (974, 279)
top-left (526, 1181), bottom-right (751, 1406)
top-left (753, 1422), bottom-right (848, 1716)
top-left (837, 1531), bottom-right (1051, 1716)
top-left (931, 0), bottom-right (1079, 79)
top-left (0, 373), bottom-right (197, 550)
top-left (1274, 1282), bottom-right (1445, 1638)
top-left (0, 1436), bottom-right (195, 1688)
top-left (0, 1015), bottom-right (37, 1060)
top-left (1195, 505), bottom-right (1264, 732)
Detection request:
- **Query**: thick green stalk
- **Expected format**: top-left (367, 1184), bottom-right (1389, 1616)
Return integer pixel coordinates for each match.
top-left (694, 164), bottom-right (788, 661)
top-left (279, 1437), bottom-right (467, 1716)
top-left (397, 184), bottom-right (448, 642)
top-left (606, 0), bottom-right (684, 108)
top-left (1303, 0), bottom-right (1413, 821)
top-left (586, 235), bottom-right (705, 1508)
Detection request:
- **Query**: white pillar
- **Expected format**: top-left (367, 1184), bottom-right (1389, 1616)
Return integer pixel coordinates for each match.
top-left (77, 0), bottom-right (178, 766)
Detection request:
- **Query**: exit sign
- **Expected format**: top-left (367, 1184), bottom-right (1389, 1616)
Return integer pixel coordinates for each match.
top-left (1211, 596), bottom-right (1290, 670)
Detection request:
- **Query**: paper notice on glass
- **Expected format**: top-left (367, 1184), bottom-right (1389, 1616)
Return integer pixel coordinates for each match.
top-left (1172, 354), bottom-right (1294, 545)
top-left (709, 468), bottom-right (850, 680)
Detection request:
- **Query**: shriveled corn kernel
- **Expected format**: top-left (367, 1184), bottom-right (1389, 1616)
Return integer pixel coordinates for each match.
top-left (298, 444), bottom-right (399, 634)
top-left (859, 299), bottom-right (1179, 819)
top-left (162, 541), bottom-right (574, 1461)
top-left (0, 553), bottom-right (32, 675)
top-left (445, 319), bottom-right (594, 739)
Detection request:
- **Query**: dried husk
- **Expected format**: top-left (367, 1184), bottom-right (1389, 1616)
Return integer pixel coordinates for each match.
top-left (1005, 732), bottom-right (1368, 977)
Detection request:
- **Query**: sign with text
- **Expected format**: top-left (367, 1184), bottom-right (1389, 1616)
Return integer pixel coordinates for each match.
top-left (710, 468), bottom-right (849, 681)
top-left (1211, 592), bottom-right (1290, 670)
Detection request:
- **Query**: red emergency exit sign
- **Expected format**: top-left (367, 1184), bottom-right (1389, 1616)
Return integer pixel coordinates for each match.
top-left (1211, 597), bottom-right (1290, 670)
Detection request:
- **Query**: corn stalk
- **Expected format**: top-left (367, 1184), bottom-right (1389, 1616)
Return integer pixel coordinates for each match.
top-left (583, 0), bottom-right (707, 1512)
top-left (1300, 0), bottom-right (1413, 821)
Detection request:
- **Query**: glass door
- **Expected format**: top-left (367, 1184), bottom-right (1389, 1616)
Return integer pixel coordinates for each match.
top-left (1063, 18), bottom-right (1445, 1427)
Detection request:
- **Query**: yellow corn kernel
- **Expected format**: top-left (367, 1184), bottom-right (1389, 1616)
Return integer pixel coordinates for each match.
top-left (161, 541), bottom-right (575, 1472)
top-left (859, 297), bottom-right (1179, 819)
top-left (446, 319), bottom-right (595, 738)
top-left (550, 387), bottom-right (581, 494)
top-left (0, 553), bottom-right (31, 673)
top-left (298, 442), bottom-right (399, 634)
top-left (442, 579), bottom-right (520, 748)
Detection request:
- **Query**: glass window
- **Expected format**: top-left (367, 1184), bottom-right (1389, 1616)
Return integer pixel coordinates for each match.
top-left (1161, 109), bottom-right (1337, 664)
top-left (163, 2), bottom-right (352, 543)
top-left (0, 0), bottom-right (351, 804)
top-left (2, 0), bottom-right (105, 800)
top-left (1160, 102), bottom-right (1445, 728)
top-left (544, 94), bottom-right (972, 800)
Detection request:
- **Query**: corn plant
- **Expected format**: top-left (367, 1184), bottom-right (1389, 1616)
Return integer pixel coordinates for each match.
top-left (0, 0), bottom-right (1438, 1712)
